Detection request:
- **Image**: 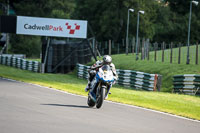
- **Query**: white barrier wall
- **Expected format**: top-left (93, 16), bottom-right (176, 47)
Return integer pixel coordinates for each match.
top-left (0, 55), bottom-right (40, 72)
top-left (173, 74), bottom-right (200, 95)
top-left (76, 63), bottom-right (162, 91)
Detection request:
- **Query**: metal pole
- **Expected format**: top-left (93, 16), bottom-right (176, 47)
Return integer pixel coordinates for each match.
top-left (42, 37), bottom-right (51, 73)
top-left (186, 1), bottom-right (192, 64)
top-left (109, 40), bottom-right (111, 55)
top-left (126, 10), bottom-right (130, 55)
top-left (6, 0), bottom-right (9, 54)
top-left (92, 38), bottom-right (95, 54)
top-left (136, 12), bottom-right (140, 60)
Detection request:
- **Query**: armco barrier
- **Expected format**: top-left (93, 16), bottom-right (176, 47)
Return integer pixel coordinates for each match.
top-left (173, 74), bottom-right (200, 95)
top-left (0, 54), bottom-right (26, 58)
top-left (77, 63), bottom-right (162, 91)
top-left (0, 55), bottom-right (40, 72)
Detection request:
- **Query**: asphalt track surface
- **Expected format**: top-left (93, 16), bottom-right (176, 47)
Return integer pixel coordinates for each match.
top-left (0, 78), bottom-right (200, 133)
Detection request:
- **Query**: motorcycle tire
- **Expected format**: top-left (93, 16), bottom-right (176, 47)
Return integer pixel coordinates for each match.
top-left (96, 87), bottom-right (106, 109)
top-left (87, 95), bottom-right (95, 107)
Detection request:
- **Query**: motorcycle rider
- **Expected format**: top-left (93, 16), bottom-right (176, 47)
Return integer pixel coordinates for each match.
top-left (85, 55), bottom-right (118, 93)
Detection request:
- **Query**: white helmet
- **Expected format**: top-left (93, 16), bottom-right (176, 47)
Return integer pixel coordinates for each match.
top-left (103, 55), bottom-right (112, 65)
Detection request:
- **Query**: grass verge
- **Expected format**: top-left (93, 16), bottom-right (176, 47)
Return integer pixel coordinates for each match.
top-left (88, 46), bottom-right (200, 92)
top-left (111, 54), bottom-right (200, 92)
top-left (0, 64), bottom-right (200, 121)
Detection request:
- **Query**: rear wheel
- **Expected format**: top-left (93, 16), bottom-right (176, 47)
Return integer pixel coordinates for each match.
top-left (96, 87), bottom-right (106, 109)
top-left (87, 94), bottom-right (95, 107)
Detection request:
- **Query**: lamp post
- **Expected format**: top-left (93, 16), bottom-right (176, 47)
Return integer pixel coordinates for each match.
top-left (126, 8), bottom-right (134, 55)
top-left (186, 1), bottom-right (198, 64)
top-left (136, 10), bottom-right (144, 60)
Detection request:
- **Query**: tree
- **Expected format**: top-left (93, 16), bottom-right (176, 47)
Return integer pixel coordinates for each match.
top-left (153, 3), bottom-right (175, 43)
top-left (5, 0), bottom-right (199, 56)
top-left (164, 0), bottom-right (191, 15)
top-left (164, 0), bottom-right (200, 44)
top-left (10, 35), bottom-right (41, 57)
top-left (73, 0), bottom-right (161, 42)
top-left (73, 0), bottom-right (126, 41)
top-left (12, 0), bottom-right (75, 18)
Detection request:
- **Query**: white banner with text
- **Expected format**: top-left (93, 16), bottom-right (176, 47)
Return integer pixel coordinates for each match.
top-left (16, 16), bottom-right (87, 38)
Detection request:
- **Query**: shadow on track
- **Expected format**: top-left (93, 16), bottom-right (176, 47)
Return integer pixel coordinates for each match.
top-left (41, 104), bottom-right (90, 109)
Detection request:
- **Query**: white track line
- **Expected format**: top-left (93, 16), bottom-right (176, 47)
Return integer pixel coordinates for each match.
top-left (1, 77), bottom-right (200, 123)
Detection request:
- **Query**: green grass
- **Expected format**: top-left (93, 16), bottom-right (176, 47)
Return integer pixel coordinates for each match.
top-left (26, 58), bottom-right (41, 62)
top-left (88, 45), bottom-right (200, 92)
top-left (0, 64), bottom-right (200, 120)
top-left (111, 55), bottom-right (200, 92)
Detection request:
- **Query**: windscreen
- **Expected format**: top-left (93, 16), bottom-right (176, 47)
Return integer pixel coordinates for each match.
top-left (101, 65), bottom-right (111, 72)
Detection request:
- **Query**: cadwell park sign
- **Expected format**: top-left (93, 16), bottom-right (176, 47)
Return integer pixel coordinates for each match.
top-left (16, 16), bottom-right (88, 38)
top-left (0, 15), bottom-right (87, 39)
top-left (0, 15), bottom-right (92, 74)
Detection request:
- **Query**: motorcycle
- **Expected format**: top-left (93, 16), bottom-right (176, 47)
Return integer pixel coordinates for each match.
top-left (87, 65), bottom-right (114, 109)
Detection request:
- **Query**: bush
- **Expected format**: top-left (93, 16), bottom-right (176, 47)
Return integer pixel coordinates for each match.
top-left (10, 35), bottom-right (41, 58)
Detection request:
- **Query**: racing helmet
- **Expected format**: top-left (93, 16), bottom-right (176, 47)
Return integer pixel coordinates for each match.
top-left (103, 55), bottom-right (112, 65)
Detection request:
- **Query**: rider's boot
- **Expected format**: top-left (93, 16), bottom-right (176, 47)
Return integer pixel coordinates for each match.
top-left (89, 91), bottom-right (96, 102)
top-left (85, 82), bottom-right (91, 92)
top-left (89, 82), bottom-right (98, 102)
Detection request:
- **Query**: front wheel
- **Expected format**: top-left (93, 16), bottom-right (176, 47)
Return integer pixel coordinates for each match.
top-left (96, 87), bottom-right (106, 109)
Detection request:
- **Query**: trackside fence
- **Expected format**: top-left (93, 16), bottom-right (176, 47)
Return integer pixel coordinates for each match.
top-left (173, 74), bottom-right (200, 95)
top-left (77, 63), bottom-right (162, 91)
top-left (0, 55), bottom-right (40, 72)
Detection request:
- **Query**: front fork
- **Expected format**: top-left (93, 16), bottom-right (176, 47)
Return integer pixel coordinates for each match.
top-left (97, 82), bottom-right (112, 99)
top-left (91, 80), bottom-right (112, 99)
top-left (105, 83), bottom-right (112, 98)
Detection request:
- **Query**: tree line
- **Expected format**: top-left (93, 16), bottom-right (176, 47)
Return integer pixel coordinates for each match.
top-left (0, 0), bottom-right (200, 57)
